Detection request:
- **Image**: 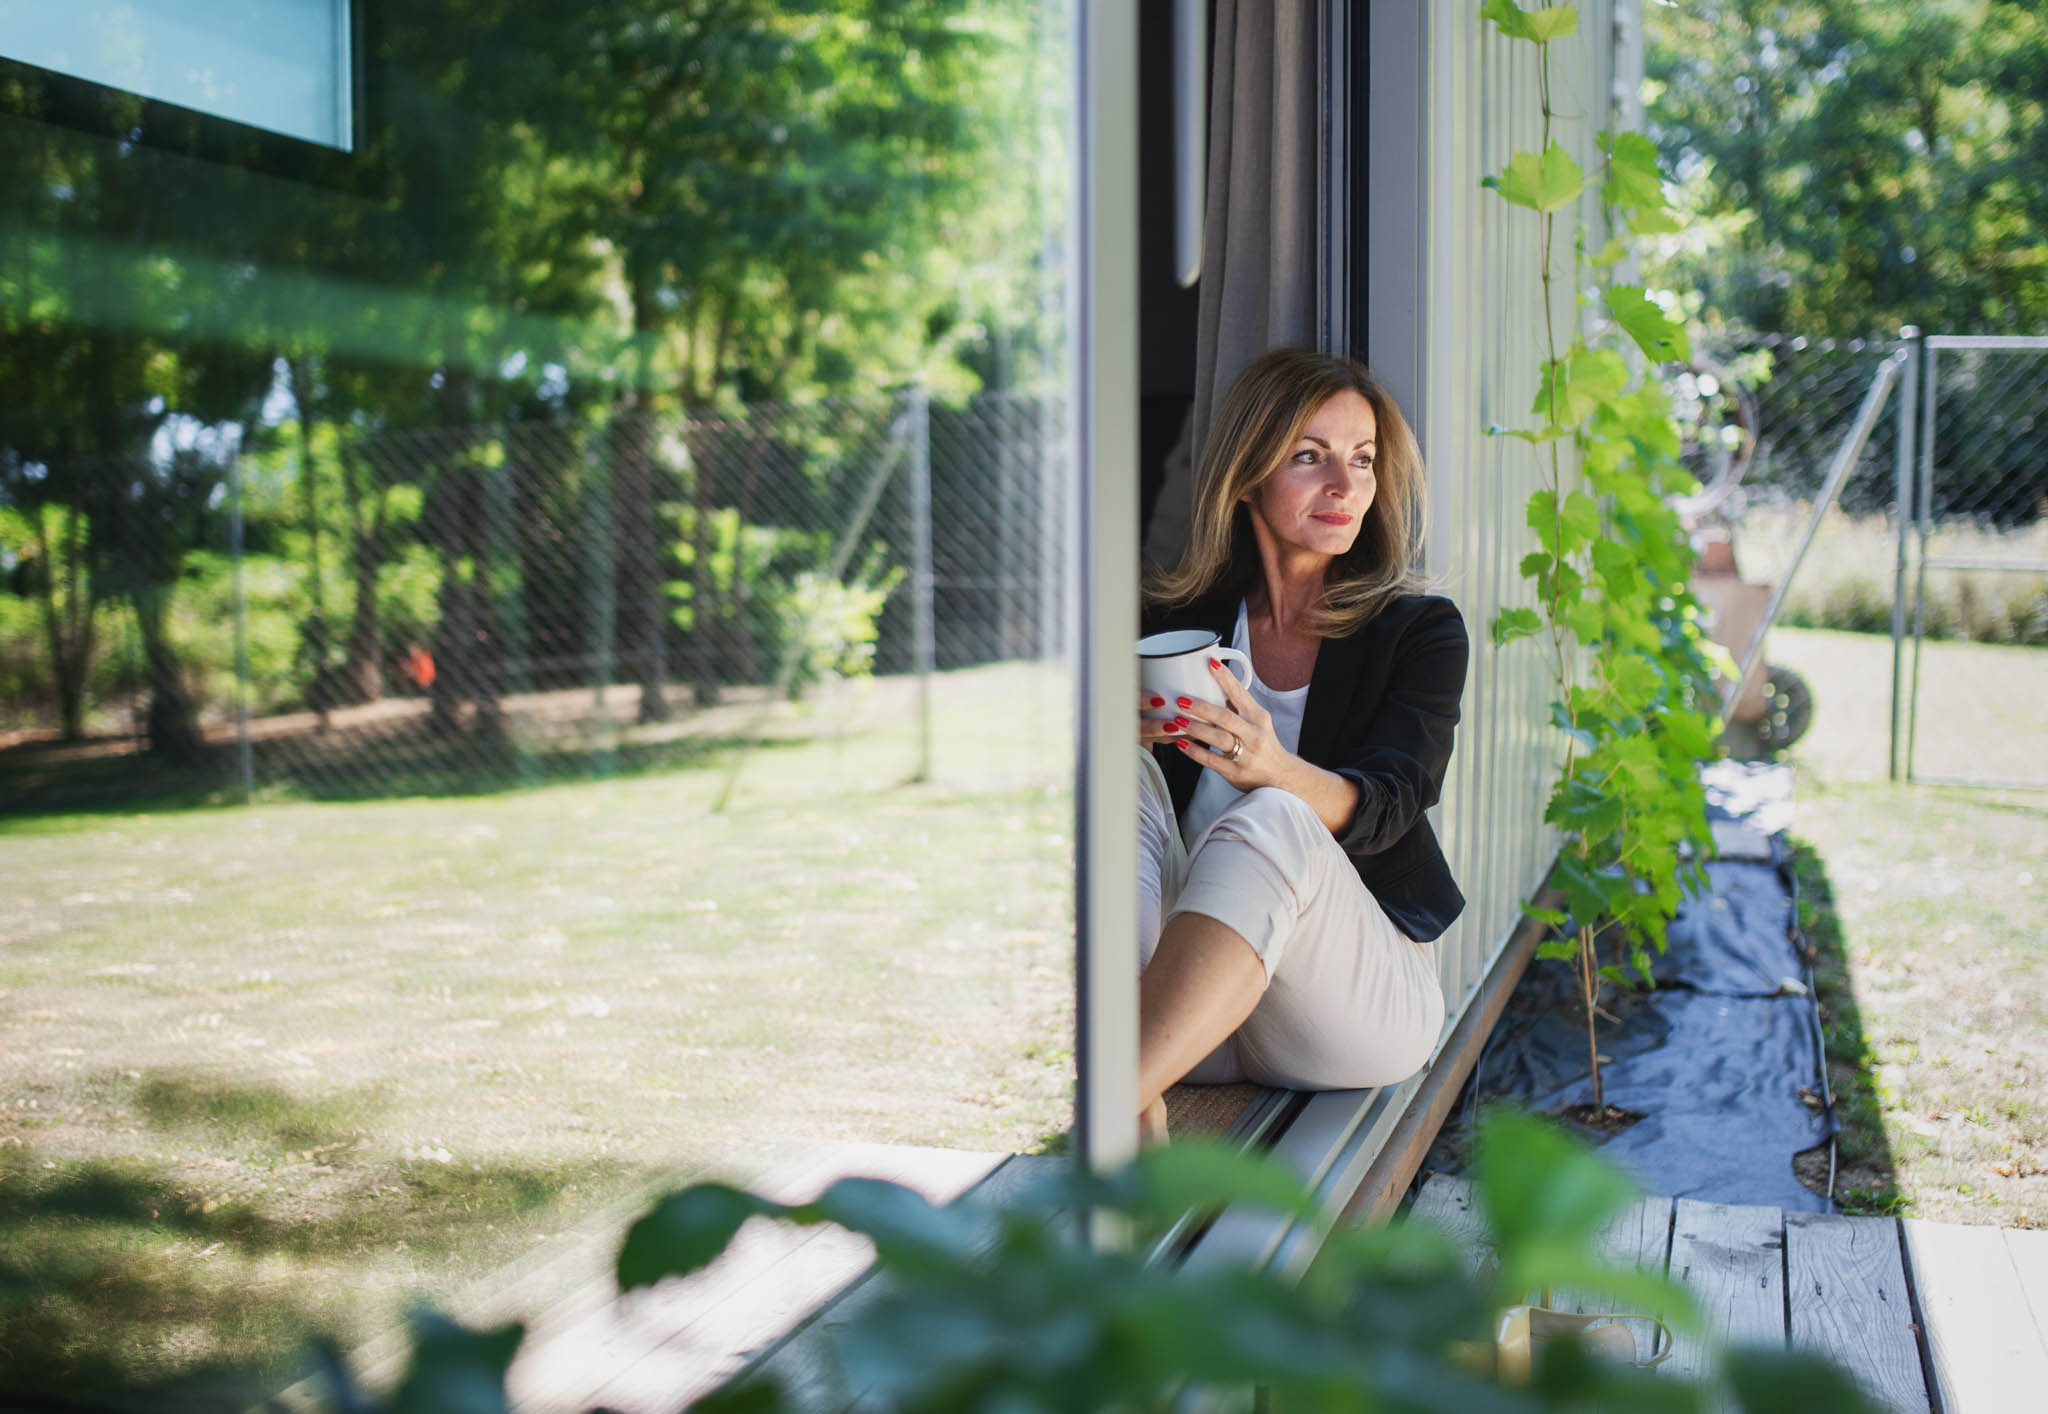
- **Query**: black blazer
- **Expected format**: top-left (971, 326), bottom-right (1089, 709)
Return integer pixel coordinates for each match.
top-left (1143, 588), bottom-right (1469, 942)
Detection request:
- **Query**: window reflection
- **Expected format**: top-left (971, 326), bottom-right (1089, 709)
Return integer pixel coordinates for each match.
top-left (0, 4), bottom-right (1074, 1407)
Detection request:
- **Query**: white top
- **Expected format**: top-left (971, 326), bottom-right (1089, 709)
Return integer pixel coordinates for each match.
top-left (1181, 600), bottom-right (1311, 845)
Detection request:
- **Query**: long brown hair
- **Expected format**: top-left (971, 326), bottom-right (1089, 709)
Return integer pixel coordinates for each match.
top-left (1145, 347), bottom-right (1431, 636)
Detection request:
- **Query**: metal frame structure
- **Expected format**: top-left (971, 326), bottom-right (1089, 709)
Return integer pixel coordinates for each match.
top-left (1897, 333), bottom-right (2048, 791)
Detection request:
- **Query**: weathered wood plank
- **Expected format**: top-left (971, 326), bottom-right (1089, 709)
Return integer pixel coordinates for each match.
top-left (1406, 1172), bottom-right (1496, 1282)
top-left (570, 1143), bottom-right (1010, 1414)
top-left (1904, 1217), bottom-right (2048, 1413)
top-left (1784, 1212), bottom-right (1928, 1414)
top-left (1555, 1193), bottom-right (1673, 1316)
top-left (1662, 1197), bottom-right (1785, 1400)
top-left (738, 1152), bottom-right (1067, 1413)
top-left (2004, 1226), bottom-right (2048, 1355)
top-left (498, 1141), bottom-right (899, 1413)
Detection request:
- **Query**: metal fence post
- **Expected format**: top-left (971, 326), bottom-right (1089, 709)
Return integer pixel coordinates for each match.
top-left (909, 385), bottom-right (935, 783)
top-left (1907, 341), bottom-right (1939, 784)
top-left (1888, 327), bottom-right (1920, 781)
top-left (230, 450), bottom-right (254, 803)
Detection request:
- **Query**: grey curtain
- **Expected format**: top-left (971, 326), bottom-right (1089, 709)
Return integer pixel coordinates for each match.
top-left (1140, 0), bottom-right (1321, 574)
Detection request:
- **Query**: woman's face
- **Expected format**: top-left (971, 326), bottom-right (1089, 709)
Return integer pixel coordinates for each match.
top-left (1245, 389), bottom-right (1378, 562)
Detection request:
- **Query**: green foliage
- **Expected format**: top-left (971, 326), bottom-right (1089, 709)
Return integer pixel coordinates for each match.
top-left (0, 0), bottom-right (1062, 746)
top-left (773, 559), bottom-right (906, 699)
top-left (1481, 2), bottom-right (1725, 1110)
top-left (323, 1109), bottom-right (1883, 1412)
top-left (1644, 0), bottom-right (2048, 336)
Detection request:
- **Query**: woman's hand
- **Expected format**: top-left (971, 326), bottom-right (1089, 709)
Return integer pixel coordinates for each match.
top-left (1161, 657), bottom-right (1290, 790)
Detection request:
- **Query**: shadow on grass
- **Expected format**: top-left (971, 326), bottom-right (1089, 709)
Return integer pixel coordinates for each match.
top-left (1787, 835), bottom-right (1905, 1216)
top-left (0, 1142), bottom-right (642, 1413)
top-left (0, 716), bottom-right (818, 824)
top-left (132, 1070), bottom-right (380, 1153)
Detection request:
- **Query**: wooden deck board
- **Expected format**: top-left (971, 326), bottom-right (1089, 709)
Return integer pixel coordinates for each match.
top-left (1555, 1193), bottom-right (1673, 1315)
top-left (562, 1142), bottom-right (1008, 1414)
top-left (2003, 1226), bottom-right (2048, 1353)
top-left (737, 1152), bottom-right (1066, 1412)
top-left (1904, 1217), bottom-right (2048, 1413)
top-left (1784, 1212), bottom-right (1929, 1414)
top-left (1651, 1197), bottom-right (1788, 1411)
top-left (1406, 1173), bottom-right (1495, 1282)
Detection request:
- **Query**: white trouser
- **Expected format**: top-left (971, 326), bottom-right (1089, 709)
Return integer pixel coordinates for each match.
top-left (1138, 751), bottom-right (1445, 1091)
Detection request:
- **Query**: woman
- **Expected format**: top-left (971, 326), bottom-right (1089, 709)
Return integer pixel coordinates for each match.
top-left (1137, 347), bottom-right (1468, 1141)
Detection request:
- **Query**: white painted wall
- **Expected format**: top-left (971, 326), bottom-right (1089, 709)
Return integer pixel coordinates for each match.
top-left (1371, 2), bottom-right (1634, 1033)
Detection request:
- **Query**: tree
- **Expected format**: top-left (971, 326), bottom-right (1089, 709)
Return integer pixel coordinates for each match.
top-left (1645, 0), bottom-right (2048, 336)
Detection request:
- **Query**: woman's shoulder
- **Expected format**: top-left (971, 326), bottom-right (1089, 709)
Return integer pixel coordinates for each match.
top-left (1346, 592), bottom-right (1467, 644)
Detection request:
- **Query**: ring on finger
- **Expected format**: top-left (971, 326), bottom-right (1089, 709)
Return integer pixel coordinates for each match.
top-left (1228, 736), bottom-right (1243, 763)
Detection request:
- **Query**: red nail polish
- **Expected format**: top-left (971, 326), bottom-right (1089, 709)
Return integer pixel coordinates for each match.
top-left (1176, 739), bottom-right (1191, 751)
top-left (1176, 696), bottom-right (1193, 708)
top-left (1164, 723), bottom-right (1181, 734)
top-left (1150, 695), bottom-right (1165, 707)
top-left (1173, 716), bottom-right (1189, 729)
top-left (1207, 658), bottom-right (1221, 670)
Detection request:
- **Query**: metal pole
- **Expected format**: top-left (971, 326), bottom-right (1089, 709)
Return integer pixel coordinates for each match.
top-left (909, 385), bottom-right (935, 783)
top-left (1888, 328), bottom-right (1919, 780)
top-left (1727, 351), bottom-right (1906, 705)
top-left (230, 452), bottom-right (254, 802)
top-left (1907, 344), bottom-right (1939, 784)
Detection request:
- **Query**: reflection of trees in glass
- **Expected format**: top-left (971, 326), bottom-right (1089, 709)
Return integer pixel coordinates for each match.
top-left (0, 0), bottom-right (1061, 762)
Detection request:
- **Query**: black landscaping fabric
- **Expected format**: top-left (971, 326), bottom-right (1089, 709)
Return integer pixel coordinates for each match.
top-left (1434, 762), bottom-right (1836, 1212)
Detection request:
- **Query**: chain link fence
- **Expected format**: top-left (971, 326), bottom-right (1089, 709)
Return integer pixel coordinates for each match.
top-left (0, 389), bottom-right (1070, 814)
top-left (1678, 331), bottom-right (2048, 786)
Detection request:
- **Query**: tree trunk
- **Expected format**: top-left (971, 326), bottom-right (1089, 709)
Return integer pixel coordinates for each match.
top-left (131, 582), bottom-right (204, 761)
top-left (337, 446), bottom-right (385, 704)
top-left (31, 505), bottom-right (94, 740)
top-left (624, 267), bottom-right (672, 722)
top-left (287, 358), bottom-right (337, 720)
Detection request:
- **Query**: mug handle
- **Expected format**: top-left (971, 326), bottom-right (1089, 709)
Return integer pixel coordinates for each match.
top-left (1209, 646), bottom-right (1253, 691)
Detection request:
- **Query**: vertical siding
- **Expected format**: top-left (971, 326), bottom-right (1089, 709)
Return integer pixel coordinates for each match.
top-left (1422, 3), bottom-right (1624, 1022)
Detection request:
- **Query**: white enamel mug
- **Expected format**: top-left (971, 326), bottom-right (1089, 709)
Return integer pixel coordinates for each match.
top-left (1137, 629), bottom-right (1252, 721)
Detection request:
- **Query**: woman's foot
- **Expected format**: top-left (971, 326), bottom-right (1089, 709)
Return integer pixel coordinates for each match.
top-left (1140, 1095), bottom-right (1169, 1147)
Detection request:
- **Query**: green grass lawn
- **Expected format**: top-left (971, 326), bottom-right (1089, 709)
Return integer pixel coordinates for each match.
top-left (0, 661), bottom-right (1076, 1411)
top-left (1769, 626), bottom-right (2047, 1226)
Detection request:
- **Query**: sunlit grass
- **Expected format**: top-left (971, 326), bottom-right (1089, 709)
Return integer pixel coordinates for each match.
top-left (1771, 626), bottom-right (2047, 1226)
top-left (0, 660), bottom-right (1077, 1410)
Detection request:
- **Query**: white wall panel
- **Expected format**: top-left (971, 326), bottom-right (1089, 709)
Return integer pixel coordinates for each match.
top-left (1373, 2), bottom-right (1630, 1036)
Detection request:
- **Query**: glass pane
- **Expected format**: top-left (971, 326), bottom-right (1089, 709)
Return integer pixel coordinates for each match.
top-left (0, 4), bottom-right (1075, 1408)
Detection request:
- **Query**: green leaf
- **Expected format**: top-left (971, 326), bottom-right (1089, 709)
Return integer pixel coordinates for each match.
top-left (617, 1183), bottom-right (778, 1291)
top-left (1132, 1140), bottom-right (1322, 1226)
top-left (1562, 490), bottom-right (1602, 545)
top-left (1549, 701), bottom-right (1598, 753)
top-left (1726, 1346), bottom-right (1887, 1413)
top-left (1486, 142), bottom-right (1588, 213)
top-left (1519, 550), bottom-right (1555, 581)
top-left (1600, 130), bottom-right (1666, 212)
top-left (1588, 236), bottom-right (1630, 270)
top-left (1628, 203), bottom-right (1685, 236)
top-left (809, 1177), bottom-right (993, 1270)
top-left (1491, 605), bottom-right (1545, 645)
top-left (1590, 538), bottom-right (1642, 600)
top-left (1553, 852), bottom-right (1612, 928)
top-left (1562, 594), bottom-right (1604, 642)
top-left (1533, 351), bottom-right (1629, 427)
top-left (1521, 903), bottom-right (1569, 928)
top-left (1474, 1109), bottom-right (1637, 1270)
top-left (1528, 488), bottom-right (1566, 555)
top-left (1605, 285), bottom-right (1691, 363)
top-left (389, 1310), bottom-right (526, 1414)
top-left (1481, 0), bottom-right (1580, 43)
